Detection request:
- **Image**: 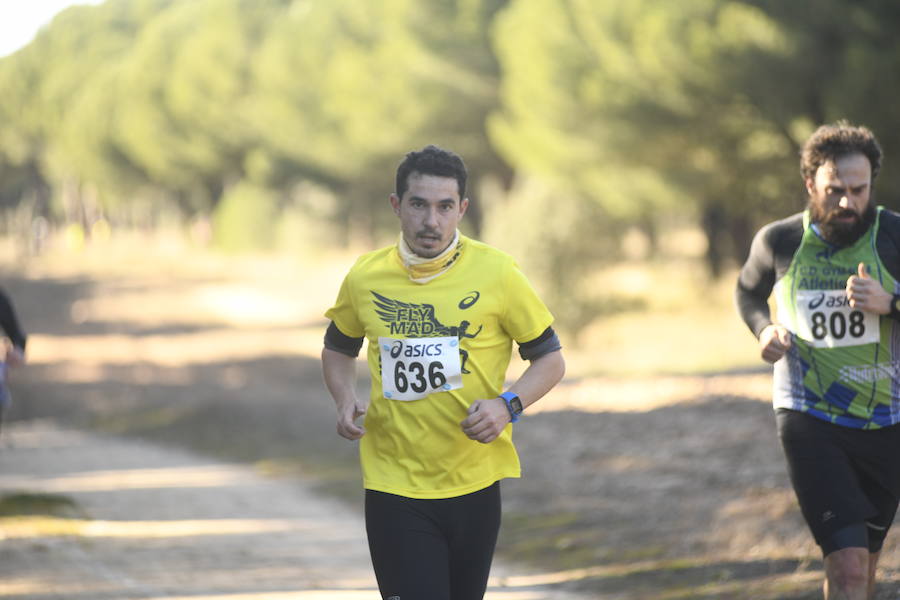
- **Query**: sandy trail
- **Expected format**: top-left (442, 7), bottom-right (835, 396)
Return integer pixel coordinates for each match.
top-left (0, 421), bottom-right (589, 600)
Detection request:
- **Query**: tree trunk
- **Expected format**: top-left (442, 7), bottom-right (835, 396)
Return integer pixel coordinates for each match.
top-left (701, 204), bottom-right (726, 279)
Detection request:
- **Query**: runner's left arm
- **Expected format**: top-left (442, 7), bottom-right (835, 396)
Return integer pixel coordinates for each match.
top-left (867, 209), bottom-right (900, 320)
top-left (461, 327), bottom-right (565, 444)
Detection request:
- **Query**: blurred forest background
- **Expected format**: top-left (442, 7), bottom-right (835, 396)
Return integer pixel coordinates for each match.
top-left (7, 3), bottom-right (900, 596)
top-left (2, 0), bottom-right (900, 363)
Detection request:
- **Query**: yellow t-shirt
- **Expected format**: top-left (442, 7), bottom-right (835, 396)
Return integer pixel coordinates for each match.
top-left (325, 235), bottom-right (554, 499)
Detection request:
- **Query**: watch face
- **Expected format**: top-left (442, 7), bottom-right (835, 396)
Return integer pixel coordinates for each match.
top-left (510, 396), bottom-right (524, 415)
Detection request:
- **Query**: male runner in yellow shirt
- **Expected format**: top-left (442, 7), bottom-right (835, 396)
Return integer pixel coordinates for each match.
top-left (321, 145), bottom-right (565, 599)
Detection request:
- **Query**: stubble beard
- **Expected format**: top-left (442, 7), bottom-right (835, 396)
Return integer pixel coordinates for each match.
top-left (412, 228), bottom-right (448, 259)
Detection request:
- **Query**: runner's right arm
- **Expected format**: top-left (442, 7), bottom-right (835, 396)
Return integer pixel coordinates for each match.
top-left (736, 214), bottom-right (803, 362)
top-left (322, 322), bottom-right (366, 440)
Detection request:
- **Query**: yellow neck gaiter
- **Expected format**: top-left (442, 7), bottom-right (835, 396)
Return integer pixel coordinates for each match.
top-left (397, 230), bottom-right (463, 284)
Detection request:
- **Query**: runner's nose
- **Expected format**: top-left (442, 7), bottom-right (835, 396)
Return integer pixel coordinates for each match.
top-left (423, 207), bottom-right (439, 228)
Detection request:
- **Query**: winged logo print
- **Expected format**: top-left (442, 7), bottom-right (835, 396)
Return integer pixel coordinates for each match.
top-left (371, 291), bottom-right (454, 336)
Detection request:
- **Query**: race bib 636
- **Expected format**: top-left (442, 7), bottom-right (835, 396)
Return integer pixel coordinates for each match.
top-left (378, 336), bottom-right (463, 401)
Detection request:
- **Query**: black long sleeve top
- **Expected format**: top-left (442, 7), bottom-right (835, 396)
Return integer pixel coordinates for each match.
top-left (735, 209), bottom-right (900, 339)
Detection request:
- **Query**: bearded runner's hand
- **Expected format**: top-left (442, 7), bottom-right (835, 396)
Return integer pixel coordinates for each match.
top-left (460, 397), bottom-right (510, 444)
top-left (759, 324), bottom-right (792, 363)
top-left (846, 262), bottom-right (892, 315)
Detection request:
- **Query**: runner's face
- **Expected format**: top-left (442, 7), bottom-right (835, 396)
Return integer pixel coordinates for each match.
top-left (390, 173), bottom-right (468, 258)
top-left (807, 153), bottom-right (873, 245)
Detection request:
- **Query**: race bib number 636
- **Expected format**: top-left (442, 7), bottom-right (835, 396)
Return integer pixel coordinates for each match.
top-left (379, 336), bottom-right (463, 401)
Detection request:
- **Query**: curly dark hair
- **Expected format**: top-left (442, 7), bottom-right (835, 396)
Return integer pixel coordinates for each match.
top-left (395, 145), bottom-right (467, 200)
top-left (800, 120), bottom-right (883, 183)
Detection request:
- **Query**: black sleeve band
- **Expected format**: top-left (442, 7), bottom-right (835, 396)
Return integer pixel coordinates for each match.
top-left (323, 321), bottom-right (364, 357)
top-left (518, 326), bottom-right (561, 361)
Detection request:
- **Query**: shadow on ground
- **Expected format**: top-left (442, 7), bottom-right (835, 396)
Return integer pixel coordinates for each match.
top-left (6, 269), bottom-right (900, 599)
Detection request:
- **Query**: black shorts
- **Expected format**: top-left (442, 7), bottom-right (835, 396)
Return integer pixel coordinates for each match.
top-left (777, 408), bottom-right (900, 554)
top-left (365, 482), bottom-right (501, 600)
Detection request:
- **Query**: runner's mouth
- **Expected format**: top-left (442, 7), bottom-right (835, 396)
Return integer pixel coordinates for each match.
top-left (828, 210), bottom-right (859, 223)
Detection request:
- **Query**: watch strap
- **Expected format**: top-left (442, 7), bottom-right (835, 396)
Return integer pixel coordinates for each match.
top-left (498, 391), bottom-right (522, 423)
top-left (890, 294), bottom-right (900, 321)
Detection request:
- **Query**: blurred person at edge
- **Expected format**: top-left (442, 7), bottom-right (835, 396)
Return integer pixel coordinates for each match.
top-left (0, 287), bottom-right (27, 439)
top-left (737, 121), bottom-right (900, 600)
top-left (321, 145), bottom-right (565, 600)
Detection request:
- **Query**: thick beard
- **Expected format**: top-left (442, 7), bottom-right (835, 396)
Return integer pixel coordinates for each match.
top-left (809, 197), bottom-right (876, 247)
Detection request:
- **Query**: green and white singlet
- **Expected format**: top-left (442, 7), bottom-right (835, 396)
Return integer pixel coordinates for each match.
top-left (775, 208), bottom-right (900, 428)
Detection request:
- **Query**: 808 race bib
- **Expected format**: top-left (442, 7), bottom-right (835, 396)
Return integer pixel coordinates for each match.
top-left (379, 336), bottom-right (463, 401)
top-left (795, 290), bottom-right (880, 348)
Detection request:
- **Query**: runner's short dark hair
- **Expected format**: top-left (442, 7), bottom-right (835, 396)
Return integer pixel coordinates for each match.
top-left (801, 120), bottom-right (883, 182)
top-left (395, 145), bottom-right (467, 200)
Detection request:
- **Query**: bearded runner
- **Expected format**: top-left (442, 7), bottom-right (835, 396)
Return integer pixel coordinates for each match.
top-left (736, 121), bottom-right (900, 600)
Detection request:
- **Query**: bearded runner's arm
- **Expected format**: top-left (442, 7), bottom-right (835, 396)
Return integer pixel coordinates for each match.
top-left (736, 214), bottom-right (804, 339)
top-left (875, 210), bottom-right (900, 322)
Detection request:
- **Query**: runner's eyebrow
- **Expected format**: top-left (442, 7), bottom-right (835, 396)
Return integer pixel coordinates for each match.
top-left (826, 183), bottom-right (868, 193)
top-left (408, 195), bottom-right (457, 205)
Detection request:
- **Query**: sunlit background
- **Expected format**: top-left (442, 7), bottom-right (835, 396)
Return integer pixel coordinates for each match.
top-left (2, 1), bottom-right (900, 598)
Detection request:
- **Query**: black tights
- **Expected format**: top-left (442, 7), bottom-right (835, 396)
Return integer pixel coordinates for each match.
top-left (365, 482), bottom-right (501, 600)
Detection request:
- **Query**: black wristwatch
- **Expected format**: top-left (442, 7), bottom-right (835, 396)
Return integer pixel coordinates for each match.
top-left (890, 294), bottom-right (900, 321)
top-left (499, 391), bottom-right (523, 423)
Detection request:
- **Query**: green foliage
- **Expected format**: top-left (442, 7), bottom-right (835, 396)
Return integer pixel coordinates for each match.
top-left (482, 176), bottom-right (621, 333)
top-left (490, 0), bottom-right (900, 275)
top-left (2, 0), bottom-right (900, 286)
top-left (212, 181), bottom-right (280, 252)
top-left (247, 0), bottom-right (509, 234)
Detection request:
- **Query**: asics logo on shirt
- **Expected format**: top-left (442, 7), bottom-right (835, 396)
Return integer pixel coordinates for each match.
top-left (458, 290), bottom-right (480, 309)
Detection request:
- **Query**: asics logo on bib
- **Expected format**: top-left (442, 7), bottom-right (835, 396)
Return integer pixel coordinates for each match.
top-left (806, 293), bottom-right (851, 309)
top-left (390, 339), bottom-right (444, 359)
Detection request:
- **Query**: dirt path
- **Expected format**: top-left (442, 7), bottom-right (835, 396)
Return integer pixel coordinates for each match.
top-left (0, 421), bottom-right (588, 600)
top-left (6, 248), bottom-right (900, 598)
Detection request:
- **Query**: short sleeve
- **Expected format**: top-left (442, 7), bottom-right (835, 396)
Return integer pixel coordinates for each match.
top-left (324, 271), bottom-right (365, 338)
top-left (500, 261), bottom-right (554, 343)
